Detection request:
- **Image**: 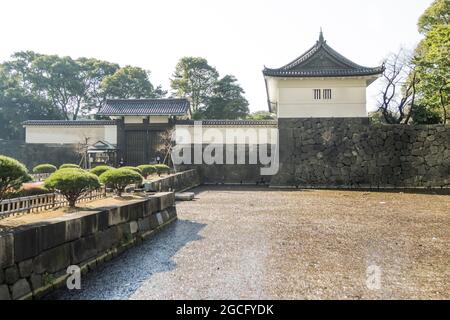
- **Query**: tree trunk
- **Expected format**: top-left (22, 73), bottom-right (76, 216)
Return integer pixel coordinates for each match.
top-left (68, 199), bottom-right (76, 208)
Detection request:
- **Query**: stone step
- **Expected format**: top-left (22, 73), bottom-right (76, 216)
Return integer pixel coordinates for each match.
top-left (175, 192), bottom-right (195, 201)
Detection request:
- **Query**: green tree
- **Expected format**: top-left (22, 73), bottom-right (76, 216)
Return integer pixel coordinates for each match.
top-left (2, 52), bottom-right (121, 121)
top-left (413, 0), bottom-right (450, 124)
top-left (417, 0), bottom-right (449, 33)
top-left (170, 57), bottom-right (219, 114)
top-left (247, 111), bottom-right (276, 120)
top-left (77, 58), bottom-right (120, 114)
top-left (196, 75), bottom-right (249, 119)
top-left (30, 54), bottom-right (86, 120)
top-left (0, 65), bottom-right (60, 139)
top-left (101, 66), bottom-right (164, 99)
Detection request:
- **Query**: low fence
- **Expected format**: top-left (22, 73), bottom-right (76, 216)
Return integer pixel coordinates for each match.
top-left (0, 189), bottom-right (105, 219)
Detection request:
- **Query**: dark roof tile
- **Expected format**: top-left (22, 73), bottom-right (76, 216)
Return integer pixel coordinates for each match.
top-left (98, 99), bottom-right (190, 116)
top-left (23, 120), bottom-right (116, 126)
top-left (263, 32), bottom-right (384, 78)
top-left (176, 120), bottom-right (278, 127)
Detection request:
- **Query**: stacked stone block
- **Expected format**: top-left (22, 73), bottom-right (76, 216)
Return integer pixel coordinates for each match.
top-left (273, 118), bottom-right (450, 188)
top-left (0, 192), bottom-right (176, 300)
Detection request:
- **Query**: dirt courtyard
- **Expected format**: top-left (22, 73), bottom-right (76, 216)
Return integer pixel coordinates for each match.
top-left (49, 185), bottom-right (450, 300)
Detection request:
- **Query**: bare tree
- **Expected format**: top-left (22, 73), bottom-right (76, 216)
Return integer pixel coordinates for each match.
top-left (75, 137), bottom-right (91, 169)
top-left (378, 49), bottom-right (420, 124)
top-left (156, 128), bottom-right (175, 165)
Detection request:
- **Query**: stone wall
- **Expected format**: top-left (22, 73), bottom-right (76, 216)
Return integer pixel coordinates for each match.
top-left (144, 169), bottom-right (202, 192)
top-left (272, 118), bottom-right (450, 188)
top-left (174, 144), bottom-right (274, 185)
top-left (0, 192), bottom-right (176, 300)
top-left (0, 140), bottom-right (80, 169)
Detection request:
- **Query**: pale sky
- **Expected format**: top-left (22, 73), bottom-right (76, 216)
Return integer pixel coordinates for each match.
top-left (0, 0), bottom-right (433, 112)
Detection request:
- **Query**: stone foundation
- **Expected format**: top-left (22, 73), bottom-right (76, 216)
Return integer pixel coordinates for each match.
top-left (273, 118), bottom-right (450, 188)
top-left (174, 144), bottom-right (274, 185)
top-left (0, 140), bottom-right (80, 169)
top-left (144, 169), bottom-right (201, 192)
top-left (0, 192), bottom-right (176, 300)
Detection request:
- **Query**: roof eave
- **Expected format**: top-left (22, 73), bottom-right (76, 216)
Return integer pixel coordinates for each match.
top-left (262, 69), bottom-right (384, 78)
top-left (97, 113), bottom-right (187, 117)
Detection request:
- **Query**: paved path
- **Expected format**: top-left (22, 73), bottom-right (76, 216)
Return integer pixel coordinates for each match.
top-left (47, 186), bottom-right (450, 299)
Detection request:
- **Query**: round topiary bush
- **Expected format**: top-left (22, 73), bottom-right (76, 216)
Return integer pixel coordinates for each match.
top-left (137, 165), bottom-right (156, 178)
top-left (33, 164), bottom-right (57, 174)
top-left (90, 165), bottom-right (114, 176)
top-left (0, 155), bottom-right (32, 201)
top-left (44, 168), bottom-right (100, 207)
top-left (119, 166), bottom-right (143, 175)
top-left (99, 168), bottom-right (143, 196)
top-left (153, 164), bottom-right (171, 176)
top-left (59, 163), bottom-right (80, 169)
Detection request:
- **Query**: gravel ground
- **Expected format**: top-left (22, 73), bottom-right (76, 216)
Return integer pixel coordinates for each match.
top-left (47, 186), bottom-right (450, 300)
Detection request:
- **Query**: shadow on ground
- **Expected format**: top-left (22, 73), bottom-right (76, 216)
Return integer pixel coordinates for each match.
top-left (195, 184), bottom-right (450, 196)
top-left (44, 219), bottom-right (206, 300)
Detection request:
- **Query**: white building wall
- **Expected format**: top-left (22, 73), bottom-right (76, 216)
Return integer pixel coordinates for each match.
top-left (150, 115), bottom-right (169, 124)
top-left (123, 116), bottom-right (145, 124)
top-left (25, 125), bottom-right (117, 145)
top-left (175, 125), bottom-right (278, 145)
top-left (268, 77), bottom-right (373, 118)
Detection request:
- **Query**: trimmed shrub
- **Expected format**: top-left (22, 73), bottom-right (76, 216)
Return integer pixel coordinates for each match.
top-left (0, 155), bottom-right (32, 201)
top-left (44, 168), bottom-right (100, 207)
top-left (120, 166), bottom-right (143, 175)
top-left (59, 163), bottom-right (80, 169)
top-left (153, 164), bottom-right (171, 176)
top-left (6, 186), bottom-right (51, 199)
top-left (99, 168), bottom-right (143, 196)
top-left (33, 164), bottom-right (57, 174)
top-left (137, 165), bottom-right (156, 177)
top-left (90, 165), bottom-right (114, 176)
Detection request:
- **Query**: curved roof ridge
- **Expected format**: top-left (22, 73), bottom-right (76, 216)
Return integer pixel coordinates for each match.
top-left (106, 98), bottom-right (187, 103)
top-left (263, 34), bottom-right (383, 78)
top-left (280, 42), bottom-right (320, 70)
top-left (321, 42), bottom-right (372, 70)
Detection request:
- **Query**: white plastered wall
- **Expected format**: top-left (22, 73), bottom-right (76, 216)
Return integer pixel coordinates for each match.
top-left (150, 115), bottom-right (169, 124)
top-left (267, 77), bottom-right (374, 118)
top-left (25, 125), bottom-right (117, 145)
top-left (175, 125), bottom-right (278, 145)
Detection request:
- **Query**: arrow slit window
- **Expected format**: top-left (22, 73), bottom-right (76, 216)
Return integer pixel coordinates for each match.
top-left (313, 89), bottom-right (321, 100)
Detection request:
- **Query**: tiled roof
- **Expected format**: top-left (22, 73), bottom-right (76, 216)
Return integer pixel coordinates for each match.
top-left (98, 99), bottom-right (190, 116)
top-left (22, 120), bottom-right (116, 126)
top-left (176, 120), bottom-right (278, 127)
top-left (263, 31), bottom-right (384, 78)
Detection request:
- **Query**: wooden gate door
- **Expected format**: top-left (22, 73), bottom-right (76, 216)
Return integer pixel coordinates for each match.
top-left (125, 131), bottom-right (146, 166)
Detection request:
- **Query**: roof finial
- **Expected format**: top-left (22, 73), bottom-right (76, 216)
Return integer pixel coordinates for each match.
top-left (319, 27), bottom-right (324, 43)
